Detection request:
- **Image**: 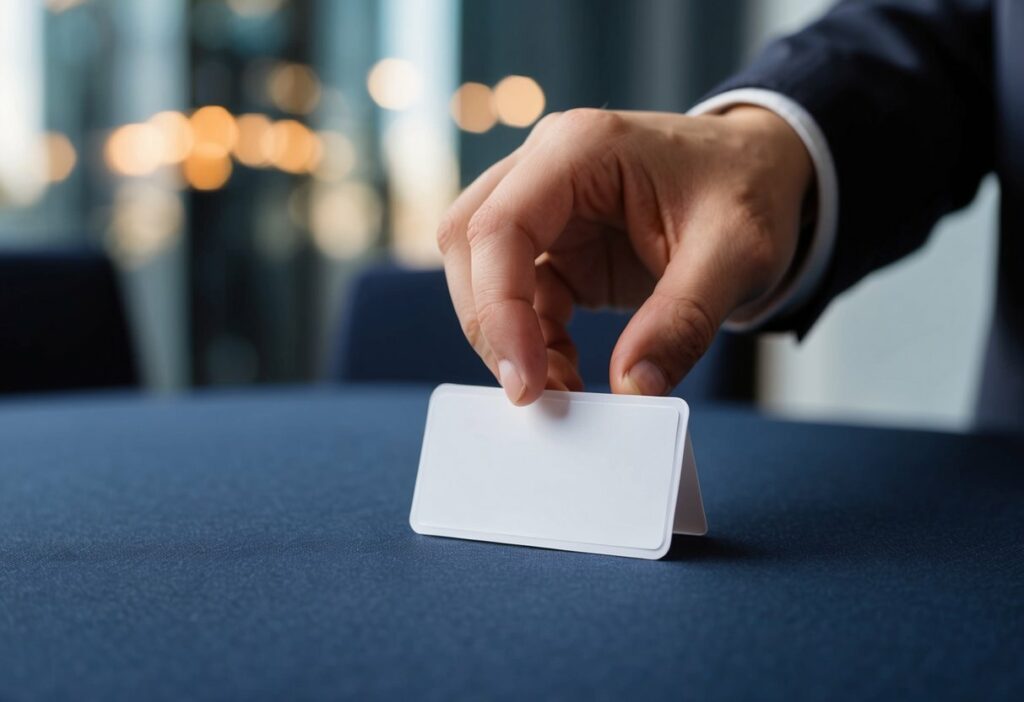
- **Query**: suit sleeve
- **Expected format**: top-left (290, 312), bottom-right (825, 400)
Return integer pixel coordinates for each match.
top-left (705, 0), bottom-right (995, 334)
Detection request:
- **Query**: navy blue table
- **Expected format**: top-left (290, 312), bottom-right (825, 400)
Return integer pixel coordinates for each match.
top-left (1, 387), bottom-right (1021, 701)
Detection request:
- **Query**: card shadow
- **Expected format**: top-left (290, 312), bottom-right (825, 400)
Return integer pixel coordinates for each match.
top-left (662, 535), bottom-right (764, 562)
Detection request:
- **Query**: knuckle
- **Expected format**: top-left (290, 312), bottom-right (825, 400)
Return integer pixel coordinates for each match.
top-left (473, 297), bottom-right (505, 332)
top-left (532, 111), bottom-right (562, 134)
top-left (559, 108), bottom-right (598, 130)
top-left (559, 108), bottom-right (626, 137)
top-left (436, 215), bottom-right (460, 255)
top-left (465, 205), bottom-right (500, 249)
top-left (466, 205), bottom-right (536, 254)
top-left (660, 295), bottom-right (718, 373)
top-left (523, 113), bottom-right (561, 148)
top-left (460, 314), bottom-right (484, 349)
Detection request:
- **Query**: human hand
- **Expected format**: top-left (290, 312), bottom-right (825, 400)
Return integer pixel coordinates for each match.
top-left (437, 106), bottom-right (812, 405)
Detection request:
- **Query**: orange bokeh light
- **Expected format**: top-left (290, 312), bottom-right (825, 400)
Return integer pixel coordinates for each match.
top-left (494, 75), bottom-right (545, 127)
top-left (450, 82), bottom-right (497, 133)
top-left (262, 119), bottom-right (321, 174)
top-left (267, 63), bottom-right (322, 115)
top-left (183, 143), bottom-right (233, 190)
top-left (105, 123), bottom-right (164, 177)
top-left (189, 106), bottom-right (238, 156)
top-left (44, 132), bottom-right (77, 183)
top-left (233, 113), bottom-right (274, 167)
top-left (148, 111), bottom-right (194, 164)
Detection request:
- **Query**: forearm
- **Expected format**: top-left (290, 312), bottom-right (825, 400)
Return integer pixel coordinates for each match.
top-left (699, 0), bottom-right (995, 334)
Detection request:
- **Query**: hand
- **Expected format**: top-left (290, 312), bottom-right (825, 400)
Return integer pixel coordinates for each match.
top-left (437, 106), bottom-right (813, 405)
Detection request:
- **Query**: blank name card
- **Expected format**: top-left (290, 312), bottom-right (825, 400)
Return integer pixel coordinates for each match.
top-left (409, 384), bottom-right (707, 560)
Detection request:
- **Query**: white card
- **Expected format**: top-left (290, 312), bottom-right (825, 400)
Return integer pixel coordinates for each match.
top-left (409, 384), bottom-right (707, 560)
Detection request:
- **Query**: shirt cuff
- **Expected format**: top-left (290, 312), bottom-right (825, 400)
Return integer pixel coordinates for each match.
top-left (687, 87), bottom-right (839, 332)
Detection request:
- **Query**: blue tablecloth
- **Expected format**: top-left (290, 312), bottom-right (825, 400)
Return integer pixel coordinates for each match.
top-left (0, 386), bottom-right (1021, 701)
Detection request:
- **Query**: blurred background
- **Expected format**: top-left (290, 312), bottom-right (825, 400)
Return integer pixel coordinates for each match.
top-left (0, 0), bottom-right (998, 431)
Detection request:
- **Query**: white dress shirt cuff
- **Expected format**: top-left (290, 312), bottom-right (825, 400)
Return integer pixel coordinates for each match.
top-left (687, 88), bottom-right (839, 331)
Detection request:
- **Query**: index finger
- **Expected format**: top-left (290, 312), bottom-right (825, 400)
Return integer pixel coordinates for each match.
top-left (438, 154), bottom-right (518, 376)
top-left (465, 141), bottom-right (581, 405)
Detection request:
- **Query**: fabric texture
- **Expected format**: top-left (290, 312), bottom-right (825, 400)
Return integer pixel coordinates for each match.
top-left (0, 387), bottom-right (1021, 701)
top-left (702, 0), bottom-right (1024, 431)
top-left (705, 0), bottom-right (995, 333)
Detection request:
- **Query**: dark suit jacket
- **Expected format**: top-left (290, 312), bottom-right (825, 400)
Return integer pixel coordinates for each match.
top-left (711, 0), bottom-right (1022, 431)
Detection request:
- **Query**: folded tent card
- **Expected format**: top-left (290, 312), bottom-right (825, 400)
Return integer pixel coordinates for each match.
top-left (409, 384), bottom-right (707, 560)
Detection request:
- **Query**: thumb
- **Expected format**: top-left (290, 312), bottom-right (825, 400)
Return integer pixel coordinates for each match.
top-left (609, 254), bottom-right (737, 396)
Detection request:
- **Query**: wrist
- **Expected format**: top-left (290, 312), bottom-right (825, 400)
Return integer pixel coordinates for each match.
top-left (713, 105), bottom-right (815, 312)
top-left (719, 105), bottom-right (814, 202)
top-left (687, 89), bottom-right (839, 330)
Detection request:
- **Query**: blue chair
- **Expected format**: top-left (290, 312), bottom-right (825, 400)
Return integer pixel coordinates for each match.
top-left (0, 250), bottom-right (137, 394)
top-left (330, 263), bottom-right (755, 403)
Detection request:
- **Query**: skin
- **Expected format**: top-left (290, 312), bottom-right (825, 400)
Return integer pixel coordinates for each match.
top-left (437, 105), bottom-right (813, 405)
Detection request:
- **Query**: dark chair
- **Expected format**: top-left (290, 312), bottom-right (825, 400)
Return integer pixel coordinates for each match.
top-left (329, 263), bottom-right (755, 403)
top-left (0, 250), bottom-right (138, 394)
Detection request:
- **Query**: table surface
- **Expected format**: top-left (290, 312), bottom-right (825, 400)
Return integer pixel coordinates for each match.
top-left (0, 386), bottom-right (1021, 702)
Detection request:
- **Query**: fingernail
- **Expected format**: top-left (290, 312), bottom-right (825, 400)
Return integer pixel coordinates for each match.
top-left (498, 359), bottom-right (527, 404)
top-left (623, 360), bottom-right (668, 396)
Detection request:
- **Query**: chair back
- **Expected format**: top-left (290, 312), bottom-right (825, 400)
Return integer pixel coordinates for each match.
top-left (330, 264), bottom-right (754, 403)
top-left (0, 250), bottom-right (137, 394)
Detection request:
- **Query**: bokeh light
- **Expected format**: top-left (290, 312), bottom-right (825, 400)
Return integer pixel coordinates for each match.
top-left (312, 131), bottom-right (356, 182)
top-left (183, 143), bottom-right (233, 190)
top-left (493, 75), bottom-right (545, 127)
top-left (148, 111), bottom-right (194, 164)
top-left (309, 181), bottom-right (382, 259)
top-left (267, 62), bottom-right (321, 115)
top-left (44, 132), bottom-right (77, 183)
top-left (106, 183), bottom-right (183, 268)
top-left (233, 113), bottom-right (274, 167)
top-left (366, 58), bottom-right (421, 111)
top-left (262, 119), bottom-right (321, 174)
top-left (105, 123), bottom-right (164, 177)
top-left (450, 82), bottom-right (497, 133)
top-left (189, 105), bottom-right (238, 157)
